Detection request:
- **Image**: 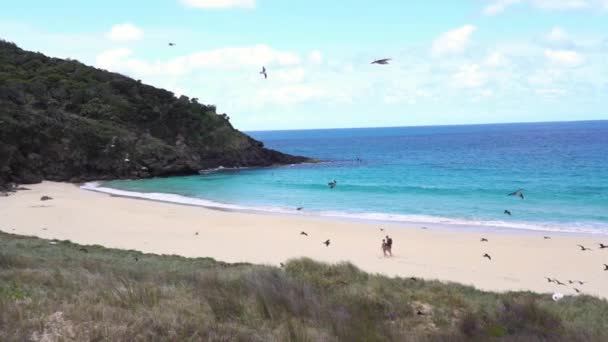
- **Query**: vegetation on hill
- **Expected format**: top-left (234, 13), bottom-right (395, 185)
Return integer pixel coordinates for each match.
top-left (0, 39), bottom-right (308, 189)
top-left (1, 231), bottom-right (607, 341)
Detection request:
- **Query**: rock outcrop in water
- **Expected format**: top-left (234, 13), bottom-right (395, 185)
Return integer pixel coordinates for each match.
top-left (0, 39), bottom-right (309, 189)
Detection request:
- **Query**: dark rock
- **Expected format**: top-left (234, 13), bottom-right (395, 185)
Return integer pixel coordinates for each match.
top-left (0, 39), bottom-right (311, 188)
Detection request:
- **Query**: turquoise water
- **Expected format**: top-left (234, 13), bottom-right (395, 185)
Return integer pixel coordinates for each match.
top-left (99, 121), bottom-right (608, 234)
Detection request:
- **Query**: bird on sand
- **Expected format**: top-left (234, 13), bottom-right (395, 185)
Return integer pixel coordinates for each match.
top-left (195, 232), bottom-right (199, 236)
top-left (578, 281), bottom-right (586, 285)
top-left (40, 196), bottom-right (53, 201)
top-left (599, 243), bottom-right (608, 249)
top-left (604, 264), bottom-right (608, 271)
top-left (380, 228), bottom-right (385, 232)
top-left (323, 239), bottom-right (331, 247)
top-left (508, 189), bottom-right (525, 199)
top-left (300, 231), bottom-right (308, 236)
top-left (328, 180), bottom-right (337, 189)
top-left (483, 253), bottom-right (492, 260)
top-left (480, 238), bottom-right (488, 242)
top-left (504, 210), bottom-right (512, 216)
top-left (371, 58), bottom-right (391, 65)
top-left (259, 66), bottom-right (267, 79)
top-left (544, 236), bottom-right (551, 240)
top-left (577, 244), bottom-right (592, 251)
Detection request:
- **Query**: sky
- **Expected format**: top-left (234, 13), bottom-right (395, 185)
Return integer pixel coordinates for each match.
top-left (1, 0), bottom-right (608, 130)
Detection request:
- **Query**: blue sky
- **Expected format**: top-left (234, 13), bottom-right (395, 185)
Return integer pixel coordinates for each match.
top-left (2, 0), bottom-right (608, 130)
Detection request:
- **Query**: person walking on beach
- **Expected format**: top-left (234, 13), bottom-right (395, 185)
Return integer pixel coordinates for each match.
top-left (382, 239), bottom-right (388, 257)
top-left (385, 235), bottom-right (393, 257)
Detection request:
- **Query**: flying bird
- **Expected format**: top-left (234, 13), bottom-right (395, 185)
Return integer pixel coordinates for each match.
top-left (577, 244), bottom-right (592, 251)
top-left (480, 238), bottom-right (488, 242)
top-left (168, 42), bottom-right (175, 46)
top-left (300, 231), bottom-right (308, 236)
top-left (280, 262), bottom-right (285, 268)
top-left (483, 253), bottom-right (492, 260)
top-left (371, 58), bottom-right (391, 65)
top-left (545, 277), bottom-right (555, 283)
top-left (323, 239), bottom-right (331, 247)
top-left (599, 243), bottom-right (607, 249)
top-left (259, 66), bottom-right (267, 79)
top-left (573, 288), bottom-right (581, 293)
top-left (328, 180), bottom-right (337, 189)
top-left (508, 189), bottom-right (525, 199)
top-left (555, 280), bottom-right (566, 286)
top-left (504, 210), bottom-right (512, 216)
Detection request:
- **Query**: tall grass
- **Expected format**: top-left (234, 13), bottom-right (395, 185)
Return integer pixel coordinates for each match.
top-left (0, 231), bottom-right (607, 341)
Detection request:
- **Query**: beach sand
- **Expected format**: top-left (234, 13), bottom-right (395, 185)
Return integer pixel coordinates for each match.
top-left (1, 181), bottom-right (607, 299)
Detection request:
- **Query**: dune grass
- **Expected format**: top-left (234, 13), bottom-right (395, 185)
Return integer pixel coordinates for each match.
top-left (1, 231), bottom-right (607, 341)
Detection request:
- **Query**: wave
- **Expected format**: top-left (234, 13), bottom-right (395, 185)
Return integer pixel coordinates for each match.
top-left (81, 182), bottom-right (608, 236)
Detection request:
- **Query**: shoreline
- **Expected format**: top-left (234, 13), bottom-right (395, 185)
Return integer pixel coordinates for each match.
top-left (83, 181), bottom-right (608, 238)
top-left (2, 181), bottom-right (608, 299)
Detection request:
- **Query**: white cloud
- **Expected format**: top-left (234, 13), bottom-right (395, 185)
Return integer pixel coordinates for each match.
top-left (309, 50), bottom-right (323, 64)
top-left (533, 0), bottom-right (588, 9)
top-left (105, 23), bottom-right (144, 42)
top-left (181, 0), bottom-right (255, 9)
top-left (431, 25), bottom-right (476, 57)
top-left (274, 67), bottom-right (306, 83)
top-left (96, 48), bottom-right (133, 69)
top-left (484, 52), bottom-right (509, 67)
top-left (484, 0), bottom-right (595, 15)
top-left (544, 49), bottom-right (584, 66)
top-left (546, 27), bottom-right (569, 42)
top-left (95, 44), bottom-right (300, 76)
top-left (452, 64), bottom-right (487, 88)
top-left (483, 0), bottom-right (522, 15)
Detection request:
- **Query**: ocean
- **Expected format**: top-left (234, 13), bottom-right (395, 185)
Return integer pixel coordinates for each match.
top-left (94, 121), bottom-right (608, 234)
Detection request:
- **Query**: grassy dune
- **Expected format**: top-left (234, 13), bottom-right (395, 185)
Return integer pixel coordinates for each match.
top-left (1, 231), bottom-right (607, 341)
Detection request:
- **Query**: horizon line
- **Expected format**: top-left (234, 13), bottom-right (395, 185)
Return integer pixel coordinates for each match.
top-left (245, 118), bottom-right (608, 132)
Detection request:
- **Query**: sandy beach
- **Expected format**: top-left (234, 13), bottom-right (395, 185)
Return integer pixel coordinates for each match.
top-left (1, 181), bottom-right (607, 299)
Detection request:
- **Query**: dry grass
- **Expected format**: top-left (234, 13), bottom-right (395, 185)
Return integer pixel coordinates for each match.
top-left (1, 231), bottom-right (607, 341)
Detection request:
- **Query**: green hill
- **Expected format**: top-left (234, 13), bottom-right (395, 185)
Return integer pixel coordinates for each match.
top-left (0, 40), bottom-right (308, 189)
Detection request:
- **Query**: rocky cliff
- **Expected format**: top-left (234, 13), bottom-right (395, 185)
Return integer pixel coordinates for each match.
top-left (0, 40), bottom-right (308, 189)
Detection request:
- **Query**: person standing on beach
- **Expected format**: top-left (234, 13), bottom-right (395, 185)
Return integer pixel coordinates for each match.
top-left (385, 235), bottom-right (393, 257)
top-left (382, 239), bottom-right (388, 257)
